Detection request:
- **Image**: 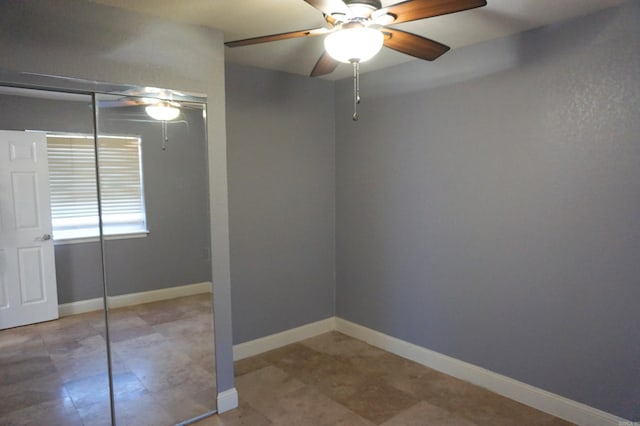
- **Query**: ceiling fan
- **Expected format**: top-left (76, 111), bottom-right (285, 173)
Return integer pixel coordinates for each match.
top-left (226, 0), bottom-right (487, 120)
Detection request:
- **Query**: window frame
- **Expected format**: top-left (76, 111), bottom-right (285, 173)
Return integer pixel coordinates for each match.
top-left (46, 132), bottom-right (149, 244)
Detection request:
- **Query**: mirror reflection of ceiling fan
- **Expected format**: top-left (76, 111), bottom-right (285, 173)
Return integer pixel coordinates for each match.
top-left (97, 97), bottom-right (183, 150)
top-left (225, 0), bottom-right (487, 120)
top-left (98, 98), bottom-right (181, 121)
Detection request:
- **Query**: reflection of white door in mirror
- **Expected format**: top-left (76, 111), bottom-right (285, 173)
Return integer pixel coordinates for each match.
top-left (0, 130), bottom-right (58, 330)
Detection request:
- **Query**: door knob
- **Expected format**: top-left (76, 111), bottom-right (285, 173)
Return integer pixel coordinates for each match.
top-left (41, 234), bottom-right (52, 241)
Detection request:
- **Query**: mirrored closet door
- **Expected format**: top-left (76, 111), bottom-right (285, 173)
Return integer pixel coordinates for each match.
top-left (96, 93), bottom-right (216, 424)
top-left (0, 87), bottom-right (111, 424)
top-left (0, 82), bottom-right (216, 425)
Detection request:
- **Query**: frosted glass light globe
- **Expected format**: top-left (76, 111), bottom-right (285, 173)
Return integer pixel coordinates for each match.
top-left (324, 27), bottom-right (383, 63)
top-left (145, 103), bottom-right (180, 121)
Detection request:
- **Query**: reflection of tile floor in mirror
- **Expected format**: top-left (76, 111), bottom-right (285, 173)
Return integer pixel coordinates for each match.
top-left (0, 293), bottom-right (216, 426)
top-left (197, 332), bottom-right (573, 426)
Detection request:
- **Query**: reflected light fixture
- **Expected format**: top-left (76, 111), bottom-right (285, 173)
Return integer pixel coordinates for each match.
top-left (145, 101), bottom-right (180, 121)
top-left (324, 26), bottom-right (383, 64)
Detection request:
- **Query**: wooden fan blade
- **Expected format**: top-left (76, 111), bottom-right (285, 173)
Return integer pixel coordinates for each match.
top-left (382, 27), bottom-right (449, 61)
top-left (310, 51), bottom-right (339, 77)
top-left (225, 28), bottom-right (325, 47)
top-left (385, 0), bottom-right (486, 25)
top-left (304, 0), bottom-right (351, 17)
top-left (97, 98), bottom-right (147, 108)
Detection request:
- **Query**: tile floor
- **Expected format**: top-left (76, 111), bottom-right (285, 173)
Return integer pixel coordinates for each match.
top-left (198, 332), bottom-right (573, 426)
top-left (0, 293), bottom-right (216, 425)
top-left (3, 300), bottom-right (573, 426)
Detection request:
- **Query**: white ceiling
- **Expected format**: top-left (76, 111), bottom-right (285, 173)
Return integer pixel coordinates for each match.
top-left (90, 0), bottom-right (626, 80)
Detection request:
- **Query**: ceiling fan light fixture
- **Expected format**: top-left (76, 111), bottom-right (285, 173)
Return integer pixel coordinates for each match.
top-left (324, 27), bottom-right (383, 63)
top-left (145, 102), bottom-right (180, 121)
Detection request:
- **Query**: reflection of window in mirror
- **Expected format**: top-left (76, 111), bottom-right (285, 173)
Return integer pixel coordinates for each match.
top-left (46, 133), bottom-right (148, 242)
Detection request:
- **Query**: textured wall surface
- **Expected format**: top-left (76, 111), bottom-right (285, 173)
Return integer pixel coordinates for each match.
top-left (0, 0), bottom-right (234, 393)
top-left (226, 63), bottom-right (336, 344)
top-left (335, 1), bottom-right (639, 420)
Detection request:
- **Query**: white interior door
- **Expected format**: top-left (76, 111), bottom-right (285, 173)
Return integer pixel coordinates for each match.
top-left (0, 130), bottom-right (58, 330)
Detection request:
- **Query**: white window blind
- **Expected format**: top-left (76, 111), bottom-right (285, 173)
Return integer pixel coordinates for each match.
top-left (47, 134), bottom-right (147, 240)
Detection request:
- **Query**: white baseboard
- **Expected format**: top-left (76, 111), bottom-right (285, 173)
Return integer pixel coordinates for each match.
top-left (59, 297), bottom-right (105, 317)
top-left (231, 316), bottom-right (630, 424)
top-left (335, 318), bottom-right (630, 426)
top-left (58, 281), bottom-right (212, 317)
top-left (217, 388), bottom-right (238, 413)
top-left (233, 317), bottom-right (336, 361)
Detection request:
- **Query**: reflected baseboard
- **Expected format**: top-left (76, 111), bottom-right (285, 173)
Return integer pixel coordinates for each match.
top-left (58, 281), bottom-right (212, 316)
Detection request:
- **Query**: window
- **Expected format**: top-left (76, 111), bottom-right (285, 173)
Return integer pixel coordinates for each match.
top-left (47, 134), bottom-right (147, 241)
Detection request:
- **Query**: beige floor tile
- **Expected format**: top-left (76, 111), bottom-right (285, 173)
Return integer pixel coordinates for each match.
top-left (334, 377), bottom-right (421, 424)
top-left (122, 343), bottom-right (215, 393)
top-left (63, 371), bottom-right (144, 408)
top-left (134, 300), bottom-right (189, 325)
top-left (0, 326), bottom-right (45, 357)
top-left (153, 315), bottom-right (214, 339)
top-left (197, 403), bottom-right (272, 426)
top-left (110, 331), bottom-right (167, 355)
top-left (0, 380), bottom-right (69, 417)
top-left (75, 398), bottom-right (113, 426)
top-left (38, 318), bottom-right (101, 346)
top-left (446, 385), bottom-right (573, 426)
top-left (382, 400), bottom-right (478, 426)
top-left (235, 365), bottom-right (306, 415)
top-left (52, 350), bottom-right (129, 383)
top-left (262, 342), bottom-right (358, 387)
top-left (47, 334), bottom-right (108, 362)
top-left (301, 331), bottom-right (386, 358)
top-left (102, 309), bottom-right (147, 331)
top-left (113, 388), bottom-right (175, 426)
top-left (350, 347), bottom-right (429, 381)
top-left (261, 385), bottom-right (375, 426)
top-left (0, 371), bottom-right (66, 401)
top-left (107, 323), bottom-right (157, 343)
top-left (151, 382), bottom-right (217, 424)
top-left (0, 396), bottom-right (83, 426)
top-left (234, 355), bottom-right (270, 377)
top-left (0, 354), bottom-right (57, 386)
top-left (167, 331), bottom-right (216, 372)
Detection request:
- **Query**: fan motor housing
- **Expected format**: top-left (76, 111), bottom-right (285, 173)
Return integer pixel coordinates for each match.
top-left (345, 0), bottom-right (382, 10)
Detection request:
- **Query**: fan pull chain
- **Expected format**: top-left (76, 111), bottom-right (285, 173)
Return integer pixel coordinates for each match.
top-left (352, 61), bottom-right (361, 121)
top-left (162, 120), bottom-right (168, 150)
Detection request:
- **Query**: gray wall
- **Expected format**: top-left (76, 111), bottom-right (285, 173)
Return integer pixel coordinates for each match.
top-left (226, 63), bottom-right (336, 344)
top-left (0, 0), bottom-right (234, 393)
top-left (335, 1), bottom-right (639, 421)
